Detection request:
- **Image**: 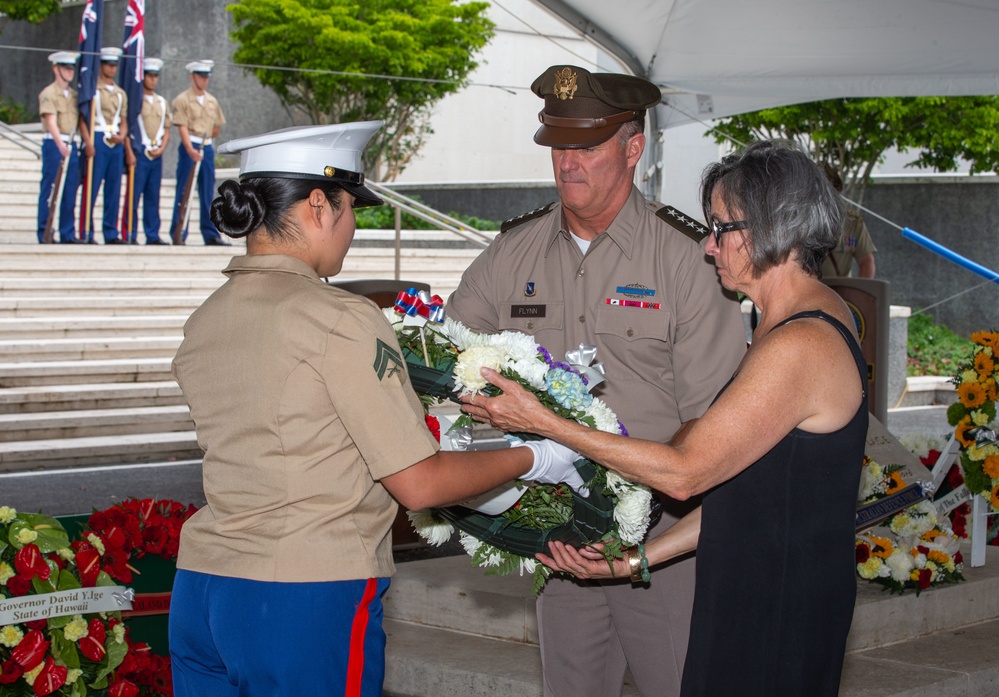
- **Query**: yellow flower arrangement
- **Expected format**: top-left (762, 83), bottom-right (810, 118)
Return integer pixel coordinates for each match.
top-left (947, 329), bottom-right (999, 513)
top-left (855, 458), bottom-right (964, 594)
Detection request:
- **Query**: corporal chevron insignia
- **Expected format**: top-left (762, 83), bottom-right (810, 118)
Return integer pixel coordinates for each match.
top-left (656, 206), bottom-right (710, 244)
top-left (373, 339), bottom-right (404, 381)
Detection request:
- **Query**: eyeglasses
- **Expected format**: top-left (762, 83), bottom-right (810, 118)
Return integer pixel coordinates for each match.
top-left (711, 219), bottom-right (748, 243)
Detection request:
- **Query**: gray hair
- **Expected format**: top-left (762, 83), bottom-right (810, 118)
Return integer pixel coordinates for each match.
top-left (700, 140), bottom-right (842, 277)
top-left (615, 115), bottom-right (645, 145)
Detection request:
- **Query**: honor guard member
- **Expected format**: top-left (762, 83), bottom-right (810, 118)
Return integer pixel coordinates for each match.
top-left (170, 59), bottom-right (227, 245)
top-left (81, 46), bottom-right (131, 244)
top-left (446, 65), bottom-right (747, 697)
top-left (128, 57), bottom-right (172, 244)
top-left (37, 51), bottom-right (83, 243)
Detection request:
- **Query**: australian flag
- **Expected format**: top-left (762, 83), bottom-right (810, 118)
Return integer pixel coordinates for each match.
top-left (119, 0), bottom-right (145, 153)
top-left (77, 0), bottom-right (104, 124)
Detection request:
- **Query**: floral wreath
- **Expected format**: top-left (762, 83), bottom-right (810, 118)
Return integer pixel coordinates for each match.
top-left (0, 499), bottom-right (195, 697)
top-left (855, 457), bottom-right (964, 594)
top-left (947, 329), bottom-right (999, 513)
top-left (385, 302), bottom-right (654, 594)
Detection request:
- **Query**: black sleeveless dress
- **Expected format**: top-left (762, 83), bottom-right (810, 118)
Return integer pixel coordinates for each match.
top-left (679, 311), bottom-right (868, 697)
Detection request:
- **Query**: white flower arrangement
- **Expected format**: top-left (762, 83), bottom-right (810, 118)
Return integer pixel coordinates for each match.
top-left (393, 315), bottom-right (652, 593)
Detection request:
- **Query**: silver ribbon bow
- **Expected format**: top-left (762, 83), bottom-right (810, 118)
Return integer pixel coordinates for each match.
top-left (447, 426), bottom-right (474, 451)
top-left (972, 427), bottom-right (998, 446)
top-left (565, 343), bottom-right (605, 391)
top-left (112, 587), bottom-right (135, 606)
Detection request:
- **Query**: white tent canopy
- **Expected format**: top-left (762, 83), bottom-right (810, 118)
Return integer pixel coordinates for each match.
top-left (534, 0), bottom-right (999, 128)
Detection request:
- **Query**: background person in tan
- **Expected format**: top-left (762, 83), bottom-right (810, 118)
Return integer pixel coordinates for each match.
top-left (820, 164), bottom-right (876, 278)
top-left (168, 121), bottom-right (584, 697)
top-left (465, 140), bottom-right (868, 697)
top-left (36, 51), bottom-right (82, 244)
top-left (169, 59), bottom-right (226, 245)
top-left (446, 65), bottom-right (746, 697)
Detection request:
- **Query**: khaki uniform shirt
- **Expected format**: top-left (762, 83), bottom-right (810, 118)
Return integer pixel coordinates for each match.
top-left (171, 87), bottom-right (225, 139)
top-left (173, 254), bottom-right (439, 582)
top-left (139, 93), bottom-right (171, 148)
top-left (95, 82), bottom-right (127, 134)
top-left (38, 82), bottom-right (78, 135)
top-left (447, 186), bottom-right (746, 445)
top-left (821, 210), bottom-right (877, 277)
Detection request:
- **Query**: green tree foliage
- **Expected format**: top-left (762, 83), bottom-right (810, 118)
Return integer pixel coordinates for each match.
top-left (710, 97), bottom-right (999, 203)
top-left (0, 0), bottom-right (61, 24)
top-left (227, 0), bottom-right (494, 181)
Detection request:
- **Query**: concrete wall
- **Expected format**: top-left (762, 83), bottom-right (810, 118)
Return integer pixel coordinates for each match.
top-left (864, 175), bottom-right (999, 338)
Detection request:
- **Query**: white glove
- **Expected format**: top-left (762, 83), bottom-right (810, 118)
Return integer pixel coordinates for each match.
top-left (513, 439), bottom-right (589, 496)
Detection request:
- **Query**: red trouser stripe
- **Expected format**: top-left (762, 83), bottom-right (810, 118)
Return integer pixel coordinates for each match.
top-left (345, 578), bottom-right (379, 697)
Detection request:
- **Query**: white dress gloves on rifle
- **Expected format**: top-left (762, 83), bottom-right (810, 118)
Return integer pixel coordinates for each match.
top-left (513, 439), bottom-right (589, 496)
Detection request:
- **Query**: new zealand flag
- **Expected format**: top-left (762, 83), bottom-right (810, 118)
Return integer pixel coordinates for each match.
top-left (77, 0), bottom-right (104, 124)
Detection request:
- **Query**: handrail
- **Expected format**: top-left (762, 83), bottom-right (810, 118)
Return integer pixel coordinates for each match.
top-left (366, 181), bottom-right (493, 249)
top-left (0, 121), bottom-right (41, 159)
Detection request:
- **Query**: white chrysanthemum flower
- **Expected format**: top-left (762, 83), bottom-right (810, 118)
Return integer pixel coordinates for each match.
top-left (488, 330), bottom-right (540, 363)
top-left (898, 432), bottom-right (947, 459)
top-left (406, 509), bottom-right (455, 547)
top-left (585, 398), bottom-right (621, 433)
top-left (912, 551), bottom-right (928, 569)
top-left (442, 318), bottom-right (483, 350)
top-left (452, 345), bottom-right (510, 394)
top-left (459, 531), bottom-right (483, 557)
top-left (891, 501), bottom-right (939, 538)
top-left (509, 356), bottom-right (549, 391)
top-left (613, 486), bottom-right (653, 545)
top-left (886, 549), bottom-right (915, 582)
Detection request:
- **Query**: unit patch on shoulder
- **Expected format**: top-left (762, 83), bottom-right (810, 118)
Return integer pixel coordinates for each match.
top-left (656, 205), bottom-right (710, 244)
top-left (501, 202), bottom-right (557, 233)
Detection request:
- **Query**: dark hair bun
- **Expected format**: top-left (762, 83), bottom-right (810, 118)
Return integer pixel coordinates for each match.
top-left (209, 179), bottom-right (266, 238)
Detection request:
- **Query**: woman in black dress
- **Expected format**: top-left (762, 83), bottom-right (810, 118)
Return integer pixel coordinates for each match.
top-left (463, 139), bottom-right (867, 697)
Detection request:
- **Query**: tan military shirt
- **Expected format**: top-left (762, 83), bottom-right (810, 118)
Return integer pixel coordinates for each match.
top-left (94, 82), bottom-right (127, 134)
top-left (139, 93), bottom-right (171, 148)
top-left (448, 186), bottom-right (746, 444)
top-left (171, 87), bottom-right (225, 139)
top-left (173, 254), bottom-right (439, 582)
top-left (821, 210), bottom-right (877, 277)
top-left (38, 82), bottom-right (78, 135)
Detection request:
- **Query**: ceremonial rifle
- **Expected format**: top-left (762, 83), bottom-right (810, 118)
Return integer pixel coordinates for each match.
top-left (42, 128), bottom-right (78, 244)
top-left (171, 130), bottom-right (210, 245)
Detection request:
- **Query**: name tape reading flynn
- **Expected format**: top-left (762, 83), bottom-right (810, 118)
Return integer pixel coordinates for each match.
top-left (0, 586), bottom-right (134, 625)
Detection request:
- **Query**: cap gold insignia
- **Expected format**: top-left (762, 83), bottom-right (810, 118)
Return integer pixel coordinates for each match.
top-left (553, 67), bottom-right (577, 101)
top-left (324, 166), bottom-right (335, 178)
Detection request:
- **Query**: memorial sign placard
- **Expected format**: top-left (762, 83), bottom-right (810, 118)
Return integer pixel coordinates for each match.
top-left (856, 416), bottom-right (934, 532)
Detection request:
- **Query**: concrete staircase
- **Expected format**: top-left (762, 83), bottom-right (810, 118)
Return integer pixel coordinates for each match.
top-left (0, 122), bottom-right (488, 472)
top-left (383, 548), bottom-right (999, 697)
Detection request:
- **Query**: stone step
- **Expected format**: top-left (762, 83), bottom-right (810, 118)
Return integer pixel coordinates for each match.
top-left (0, 278), bottom-right (224, 297)
top-left (0, 357), bottom-right (173, 387)
top-left (901, 376), bottom-right (958, 407)
top-left (0, 315), bottom-right (189, 339)
top-left (382, 548), bottom-right (999, 697)
top-left (0, 381), bottom-right (185, 414)
top-left (0, 404), bottom-right (192, 441)
top-left (0, 295), bottom-right (210, 317)
top-left (0, 336), bottom-right (182, 362)
top-left (0, 430), bottom-right (201, 471)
